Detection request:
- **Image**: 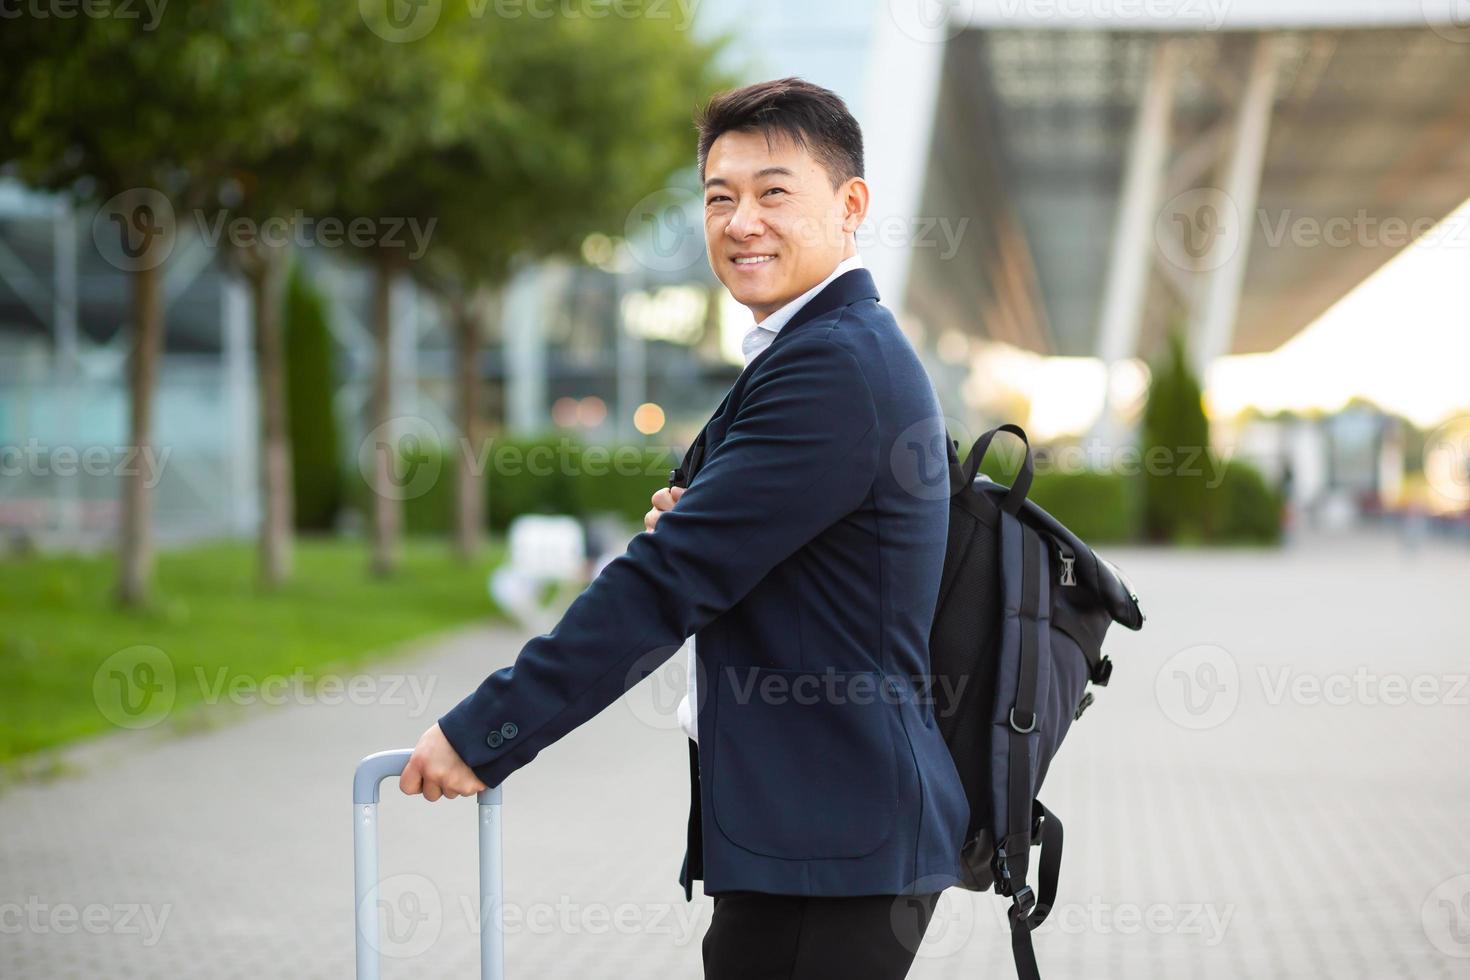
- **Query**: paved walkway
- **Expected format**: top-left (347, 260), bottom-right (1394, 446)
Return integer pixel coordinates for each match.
top-left (3, 529), bottom-right (1469, 978)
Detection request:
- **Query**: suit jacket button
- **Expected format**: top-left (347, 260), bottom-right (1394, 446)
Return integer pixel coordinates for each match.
top-left (486, 731), bottom-right (504, 748)
top-left (500, 722), bottom-right (519, 739)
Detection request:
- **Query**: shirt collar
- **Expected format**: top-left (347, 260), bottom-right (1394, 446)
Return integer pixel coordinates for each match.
top-left (752, 253), bottom-right (865, 339)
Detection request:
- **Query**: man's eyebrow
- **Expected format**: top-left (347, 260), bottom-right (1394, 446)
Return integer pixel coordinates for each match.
top-left (703, 166), bottom-right (796, 190)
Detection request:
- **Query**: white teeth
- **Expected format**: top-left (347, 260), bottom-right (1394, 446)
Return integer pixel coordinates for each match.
top-left (733, 256), bottom-right (775, 265)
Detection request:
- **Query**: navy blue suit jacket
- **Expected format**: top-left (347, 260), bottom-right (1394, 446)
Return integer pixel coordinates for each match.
top-left (439, 268), bottom-right (971, 897)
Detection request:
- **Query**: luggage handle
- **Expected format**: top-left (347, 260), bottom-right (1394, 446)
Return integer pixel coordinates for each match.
top-left (353, 749), bottom-right (504, 980)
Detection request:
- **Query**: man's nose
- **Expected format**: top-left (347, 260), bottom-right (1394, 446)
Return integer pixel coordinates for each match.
top-left (724, 196), bottom-right (764, 240)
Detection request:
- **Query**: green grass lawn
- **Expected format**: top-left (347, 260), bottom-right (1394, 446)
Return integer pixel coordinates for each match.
top-left (0, 536), bottom-right (506, 763)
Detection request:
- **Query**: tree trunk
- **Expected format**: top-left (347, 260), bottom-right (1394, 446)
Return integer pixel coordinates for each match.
top-left (370, 256), bottom-right (400, 577)
top-left (454, 301), bottom-right (483, 562)
top-left (250, 245), bottom-right (294, 588)
top-left (117, 261), bottom-right (164, 608)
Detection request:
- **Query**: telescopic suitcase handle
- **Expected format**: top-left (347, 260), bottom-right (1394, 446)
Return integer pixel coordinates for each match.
top-left (353, 749), bottom-right (504, 980)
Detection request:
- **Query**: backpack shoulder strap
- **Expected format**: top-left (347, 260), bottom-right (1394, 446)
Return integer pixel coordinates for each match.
top-left (1009, 801), bottom-right (1064, 980)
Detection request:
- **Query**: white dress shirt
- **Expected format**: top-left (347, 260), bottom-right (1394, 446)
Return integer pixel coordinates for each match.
top-left (676, 253), bottom-right (865, 743)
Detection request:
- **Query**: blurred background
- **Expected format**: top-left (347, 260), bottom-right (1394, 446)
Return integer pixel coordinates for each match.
top-left (2, 1), bottom-right (1469, 978)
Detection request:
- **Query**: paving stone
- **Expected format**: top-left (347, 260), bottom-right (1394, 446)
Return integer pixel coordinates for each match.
top-left (2, 530), bottom-right (1467, 978)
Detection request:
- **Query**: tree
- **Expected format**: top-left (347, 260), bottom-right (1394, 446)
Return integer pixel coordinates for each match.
top-left (0, 5), bottom-right (322, 604)
top-left (284, 262), bottom-right (343, 533)
top-left (312, 4), bottom-right (730, 569)
top-left (1140, 326), bottom-right (1210, 543)
top-left (409, 6), bottom-right (732, 561)
top-left (198, 7), bottom-right (357, 588)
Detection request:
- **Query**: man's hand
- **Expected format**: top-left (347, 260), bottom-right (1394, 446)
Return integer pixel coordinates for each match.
top-left (400, 722), bottom-right (488, 802)
top-left (644, 485), bottom-right (686, 532)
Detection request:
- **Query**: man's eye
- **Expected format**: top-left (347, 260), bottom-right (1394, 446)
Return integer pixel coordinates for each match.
top-left (706, 195), bottom-right (730, 205)
top-left (763, 187), bottom-right (787, 197)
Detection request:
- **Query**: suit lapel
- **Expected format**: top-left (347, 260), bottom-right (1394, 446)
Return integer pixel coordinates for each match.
top-left (678, 268), bottom-right (881, 485)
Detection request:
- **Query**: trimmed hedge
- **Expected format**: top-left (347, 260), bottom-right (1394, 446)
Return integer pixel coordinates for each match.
top-left (967, 442), bottom-right (1279, 545)
top-left (1206, 460), bottom-right (1283, 544)
top-left (365, 435), bottom-right (678, 534)
top-left (356, 427), bottom-right (1280, 547)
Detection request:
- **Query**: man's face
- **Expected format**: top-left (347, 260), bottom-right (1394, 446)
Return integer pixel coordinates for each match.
top-left (702, 129), bottom-right (868, 323)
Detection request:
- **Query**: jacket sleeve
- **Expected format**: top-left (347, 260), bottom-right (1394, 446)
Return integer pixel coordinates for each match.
top-left (437, 330), bottom-right (879, 788)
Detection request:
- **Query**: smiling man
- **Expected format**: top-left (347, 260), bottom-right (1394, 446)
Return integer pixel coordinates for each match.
top-left (401, 77), bottom-right (970, 979)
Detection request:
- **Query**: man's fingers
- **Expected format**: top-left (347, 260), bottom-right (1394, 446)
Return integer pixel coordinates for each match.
top-left (422, 779), bottom-right (443, 803)
top-left (399, 759), bottom-right (424, 796)
top-left (651, 486), bottom-right (687, 512)
top-left (646, 483), bottom-right (690, 532)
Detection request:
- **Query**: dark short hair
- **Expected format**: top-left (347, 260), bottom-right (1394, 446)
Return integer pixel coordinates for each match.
top-left (694, 77), bottom-right (864, 190)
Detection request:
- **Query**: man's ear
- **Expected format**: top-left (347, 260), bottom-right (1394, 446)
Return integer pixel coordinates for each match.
top-left (840, 177), bottom-right (870, 233)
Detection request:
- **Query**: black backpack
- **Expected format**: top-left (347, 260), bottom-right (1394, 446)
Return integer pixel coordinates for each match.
top-left (930, 423), bottom-right (1145, 980)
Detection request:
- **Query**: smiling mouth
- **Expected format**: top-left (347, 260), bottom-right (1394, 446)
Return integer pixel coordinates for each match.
top-left (732, 255), bottom-right (776, 266)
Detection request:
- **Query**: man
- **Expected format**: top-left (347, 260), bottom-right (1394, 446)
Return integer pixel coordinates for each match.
top-left (400, 77), bottom-right (971, 979)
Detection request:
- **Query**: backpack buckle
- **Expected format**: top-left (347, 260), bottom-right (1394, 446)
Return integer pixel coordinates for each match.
top-left (1010, 885), bottom-right (1037, 921)
top-left (1008, 708), bottom-right (1037, 734)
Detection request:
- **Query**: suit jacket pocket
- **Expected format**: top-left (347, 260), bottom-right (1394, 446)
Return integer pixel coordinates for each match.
top-left (710, 665), bottom-right (899, 860)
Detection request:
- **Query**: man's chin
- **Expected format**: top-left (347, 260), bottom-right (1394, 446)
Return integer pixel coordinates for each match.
top-left (727, 284), bottom-right (790, 316)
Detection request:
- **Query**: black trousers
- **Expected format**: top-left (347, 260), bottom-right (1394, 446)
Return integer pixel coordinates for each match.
top-left (701, 889), bottom-right (942, 980)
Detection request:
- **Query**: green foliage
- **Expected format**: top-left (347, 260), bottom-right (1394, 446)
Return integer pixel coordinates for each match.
top-left (1140, 328), bottom-right (1210, 543)
top-left (340, 434), bottom-right (673, 535)
top-left (0, 538), bottom-right (506, 762)
top-left (1027, 470), bottom-right (1141, 544)
top-left (968, 448), bottom-right (1141, 544)
top-left (1207, 460), bottom-right (1283, 545)
top-left (0, 3), bottom-right (334, 206)
top-left (284, 263), bottom-right (342, 531)
top-left (483, 436), bottom-right (674, 532)
top-left (298, 4), bottom-right (734, 292)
